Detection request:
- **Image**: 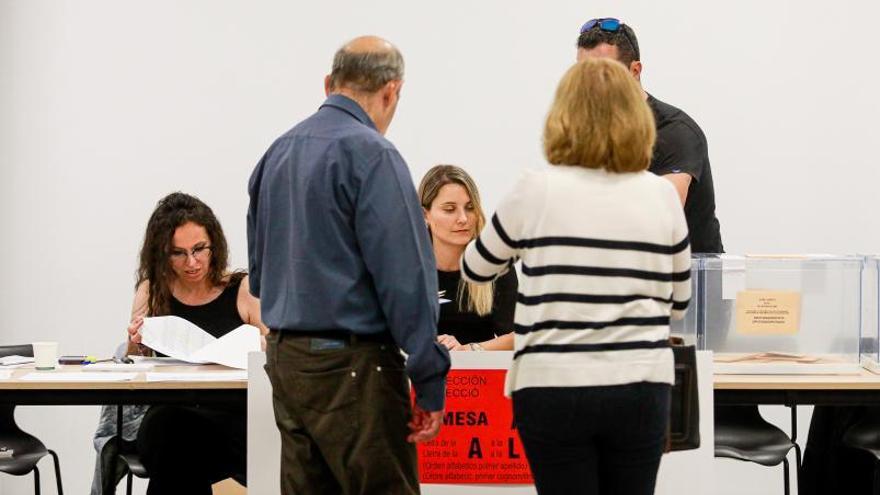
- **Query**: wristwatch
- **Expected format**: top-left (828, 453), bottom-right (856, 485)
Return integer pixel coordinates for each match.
top-left (469, 342), bottom-right (485, 351)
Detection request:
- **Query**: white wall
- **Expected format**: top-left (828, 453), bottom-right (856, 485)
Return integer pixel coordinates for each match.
top-left (2, 0), bottom-right (878, 493)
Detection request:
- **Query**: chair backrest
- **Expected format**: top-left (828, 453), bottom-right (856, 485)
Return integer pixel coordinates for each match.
top-left (842, 407), bottom-right (880, 449)
top-left (715, 404), bottom-right (765, 424)
top-left (0, 344), bottom-right (44, 449)
top-left (0, 345), bottom-right (32, 429)
top-left (0, 344), bottom-right (33, 359)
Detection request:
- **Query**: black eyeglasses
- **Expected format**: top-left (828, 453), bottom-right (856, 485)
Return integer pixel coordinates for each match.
top-left (169, 244), bottom-right (212, 264)
top-left (579, 18), bottom-right (639, 61)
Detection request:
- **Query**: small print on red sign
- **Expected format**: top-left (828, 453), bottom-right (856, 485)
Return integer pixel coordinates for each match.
top-left (416, 369), bottom-right (533, 484)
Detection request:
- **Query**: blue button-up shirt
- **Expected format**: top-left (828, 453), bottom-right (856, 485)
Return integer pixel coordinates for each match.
top-left (247, 94), bottom-right (449, 410)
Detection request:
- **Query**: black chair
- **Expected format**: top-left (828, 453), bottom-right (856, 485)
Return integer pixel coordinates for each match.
top-left (0, 344), bottom-right (64, 495)
top-left (715, 405), bottom-right (799, 495)
top-left (842, 407), bottom-right (880, 495)
top-left (119, 438), bottom-right (148, 495)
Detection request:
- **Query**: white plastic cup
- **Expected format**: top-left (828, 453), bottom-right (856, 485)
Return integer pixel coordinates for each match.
top-left (32, 341), bottom-right (58, 370)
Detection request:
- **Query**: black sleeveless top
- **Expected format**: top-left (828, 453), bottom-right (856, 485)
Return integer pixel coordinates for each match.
top-left (437, 268), bottom-right (517, 345)
top-left (168, 274), bottom-right (246, 338)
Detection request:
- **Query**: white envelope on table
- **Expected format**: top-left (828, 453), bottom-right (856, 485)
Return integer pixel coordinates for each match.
top-left (141, 316), bottom-right (260, 370)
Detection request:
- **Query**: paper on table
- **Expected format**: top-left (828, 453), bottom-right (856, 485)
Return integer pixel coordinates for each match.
top-left (0, 355), bottom-right (34, 366)
top-left (0, 363), bottom-right (31, 369)
top-left (715, 352), bottom-right (823, 364)
top-left (19, 372), bottom-right (138, 382)
top-left (145, 371), bottom-right (247, 382)
top-left (83, 362), bottom-right (154, 372)
top-left (141, 316), bottom-right (261, 369)
top-left (129, 356), bottom-right (196, 367)
top-left (0, 370), bottom-right (12, 380)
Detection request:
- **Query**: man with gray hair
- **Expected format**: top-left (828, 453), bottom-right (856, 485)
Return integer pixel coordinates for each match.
top-left (248, 35), bottom-right (450, 494)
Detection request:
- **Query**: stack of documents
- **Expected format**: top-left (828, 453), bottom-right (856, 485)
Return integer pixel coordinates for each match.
top-left (0, 355), bottom-right (33, 367)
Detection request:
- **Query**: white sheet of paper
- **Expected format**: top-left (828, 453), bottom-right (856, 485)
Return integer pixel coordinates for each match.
top-left (141, 316), bottom-right (261, 369)
top-left (0, 370), bottom-right (13, 379)
top-left (19, 372), bottom-right (138, 382)
top-left (190, 325), bottom-right (261, 369)
top-left (129, 356), bottom-right (197, 367)
top-left (145, 371), bottom-right (247, 382)
top-left (142, 316), bottom-right (215, 363)
top-left (0, 355), bottom-right (34, 366)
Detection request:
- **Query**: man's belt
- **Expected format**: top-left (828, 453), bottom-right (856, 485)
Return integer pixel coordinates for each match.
top-left (274, 329), bottom-right (395, 347)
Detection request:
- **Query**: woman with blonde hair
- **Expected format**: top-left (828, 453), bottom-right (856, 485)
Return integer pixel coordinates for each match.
top-left (462, 58), bottom-right (691, 494)
top-left (419, 165), bottom-right (517, 351)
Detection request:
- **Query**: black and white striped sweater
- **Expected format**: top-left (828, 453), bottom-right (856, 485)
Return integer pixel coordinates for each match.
top-left (462, 166), bottom-right (691, 395)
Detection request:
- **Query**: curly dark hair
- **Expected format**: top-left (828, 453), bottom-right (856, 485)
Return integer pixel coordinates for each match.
top-left (577, 22), bottom-right (641, 66)
top-left (136, 192), bottom-right (233, 316)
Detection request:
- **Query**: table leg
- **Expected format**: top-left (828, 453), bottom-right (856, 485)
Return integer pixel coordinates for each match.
top-left (790, 403), bottom-right (803, 492)
top-left (115, 405), bottom-right (122, 486)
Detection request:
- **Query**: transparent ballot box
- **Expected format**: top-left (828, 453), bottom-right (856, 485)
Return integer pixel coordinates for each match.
top-left (862, 256), bottom-right (880, 374)
top-left (690, 255), bottom-right (863, 375)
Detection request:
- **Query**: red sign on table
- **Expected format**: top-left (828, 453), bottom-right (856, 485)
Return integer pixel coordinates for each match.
top-left (417, 369), bottom-right (533, 484)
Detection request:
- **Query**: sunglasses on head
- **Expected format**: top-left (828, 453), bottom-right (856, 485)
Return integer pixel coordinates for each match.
top-left (579, 18), bottom-right (639, 60)
top-left (580, 18), bottom-right (623, 33)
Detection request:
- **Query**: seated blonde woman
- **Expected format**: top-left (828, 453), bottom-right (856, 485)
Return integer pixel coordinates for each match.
top-left (419, 165), bottom-right (518, 351)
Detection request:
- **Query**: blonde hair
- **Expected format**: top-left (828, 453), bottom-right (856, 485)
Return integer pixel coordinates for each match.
top-left (418, 165), bottom-right (494, 316)
top-left (543, 58), bottom-right (656, 173)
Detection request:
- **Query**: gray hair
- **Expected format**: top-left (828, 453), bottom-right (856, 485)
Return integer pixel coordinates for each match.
top-left (327, 46), bottom-right (404, 93)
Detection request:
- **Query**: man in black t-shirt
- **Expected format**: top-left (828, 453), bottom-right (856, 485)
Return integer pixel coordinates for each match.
top-left (575, 19), bottom-right (723, 253)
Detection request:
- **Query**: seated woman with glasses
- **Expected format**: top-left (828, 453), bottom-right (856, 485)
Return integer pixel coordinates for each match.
top-left (124, 191), bottom-right (267, 494)
top-left (462, 58), bottom-right (690, 494)
top-left (418, 165), bottom-right (517, 351)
